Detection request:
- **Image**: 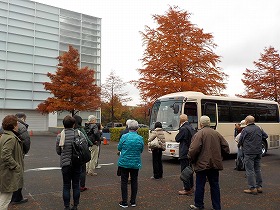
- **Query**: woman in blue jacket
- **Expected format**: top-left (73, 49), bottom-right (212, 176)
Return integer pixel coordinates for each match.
top-left (117, 120), bottom-right (144, 208)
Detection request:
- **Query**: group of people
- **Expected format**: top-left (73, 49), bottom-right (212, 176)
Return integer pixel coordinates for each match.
top-left (0, 113), bottom-right (30, 210)
top-left (147, 114), bottom-right (267, 210)
top-left (0, 111), bottom-right (268, 210)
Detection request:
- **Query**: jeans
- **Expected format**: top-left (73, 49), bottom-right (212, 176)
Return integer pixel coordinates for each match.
top-left (195, 169), bottom-right (221, 210)
top-left (180, 158), bottom-right (193, 190)
top-left (244, 154), bottom-right (262, 189)
top-left (62, 165), bottom-right (82, 207)
top-left (152, 149), bottom-right (163, 178)
top-left (120, 167), bottom-right (139, 204)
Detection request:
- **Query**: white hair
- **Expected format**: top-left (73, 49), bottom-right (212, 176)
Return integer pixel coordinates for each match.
top-left (128, 119), bottom-right (139, 130)
top-left (126, 119), bottom-right (132, 126)
top-left (200, 115), bottom-right (210, 127)
top-left (88, 115), bottom-right (96, 122)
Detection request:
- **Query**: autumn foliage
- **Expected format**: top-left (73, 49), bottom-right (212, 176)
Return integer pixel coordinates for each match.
top-left (237, 46), bottom-right (280, 102)
top-left (37, 46), bottom-right (101, 116)
top-left (133, 6), bottom-right (227, 102)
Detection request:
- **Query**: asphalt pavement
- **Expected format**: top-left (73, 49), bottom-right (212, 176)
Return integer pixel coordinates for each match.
top-left (7, 135), bottom-right (280, 210)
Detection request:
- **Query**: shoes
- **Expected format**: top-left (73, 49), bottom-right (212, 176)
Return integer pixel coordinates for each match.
top-left (71, 206), bottom-right (78, 210)
top-left (11, 198), bottom-right (28, 205)
top-left (80, 187), bottom-right (88, 192)
top-left (64, 207), bottom-right (70, 210)
top-left (87, 172), bottom-right (97, 176)
top-left (119, 201), bottom-right (128, 208)
top-left (190, 204), bottom-right (204, 209)
top-left (179, 189), bottom-right (193, 196)
top-left (257, 187), bottom-right (263, 193)
top-left (130, 202), bottom-right (136, 207)
top-left (244, 188), bottom-right (258, 195)
top-left (96, 165), bottom-right (102, 169)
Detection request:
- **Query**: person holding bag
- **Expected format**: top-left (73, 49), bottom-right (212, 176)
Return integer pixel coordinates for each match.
top-left (148, 122), bottom-right (166, 179)
top-left (175, 114), bottom-right (196, 195)
top-left (56, 115), bottom-right (86, 210)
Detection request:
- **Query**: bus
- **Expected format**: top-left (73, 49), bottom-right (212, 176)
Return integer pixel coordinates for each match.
top-left (149, 91), bottom-right (280, 157)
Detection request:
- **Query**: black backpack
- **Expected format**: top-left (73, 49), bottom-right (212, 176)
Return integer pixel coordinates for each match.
top-left (72, 130), bottom-right (91, 165)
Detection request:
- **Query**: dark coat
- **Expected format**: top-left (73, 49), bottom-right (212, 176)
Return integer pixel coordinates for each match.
top-left (17, 119), bottom-right (31, 154)
top-left (175, 122), bottom-right (195, 159)
top-left (238, 123), bottom-right (268, 155)
top-left (84, 123), bottom-right (101, 146)
top-left (188, 126), bottom-right (230, 172)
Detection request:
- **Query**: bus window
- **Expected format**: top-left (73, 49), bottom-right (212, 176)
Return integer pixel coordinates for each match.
top-left (203, 102), bottom-right (217, 129)
top-left (184, 102), bottom-right (198, 130)
top-left (149, 100), bottom-right (182, 131)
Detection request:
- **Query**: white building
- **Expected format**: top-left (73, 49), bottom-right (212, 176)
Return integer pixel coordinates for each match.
top-left (0, 0), bottom-right (101, 131)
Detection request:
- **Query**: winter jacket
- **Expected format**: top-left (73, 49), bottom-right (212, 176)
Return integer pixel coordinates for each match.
top-left (188, 126), bottom-right (230, 172)
top-left (0, 130), bottom-right (24, 192)
top-left (84, 123), bottom-right (101, 146)
top-left (17, 119), bottom-right (31, 154)
top-left (238, 123), bottom-right (268, 155)
top-left (175, 122), bottom-right (195, 159)
top-left (148, 128), bottom-right (166, 150)
top-left (56, 128), bottom-right (86, 167)
top-left (118, 131), bottom-right (144, 169)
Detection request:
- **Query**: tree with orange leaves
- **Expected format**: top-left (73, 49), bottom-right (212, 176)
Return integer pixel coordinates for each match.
top-left (37, 46), bottom-right (101, 116)
top-left (133, 6), bottom-right (227, 102)
top-left (237, 46), bottom-right (280, 102)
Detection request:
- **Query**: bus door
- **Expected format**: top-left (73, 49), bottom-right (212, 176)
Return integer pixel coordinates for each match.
top-left (203, 102), bottom-right (218, 129)
top-left (183, 102), bottom-right (198, 130)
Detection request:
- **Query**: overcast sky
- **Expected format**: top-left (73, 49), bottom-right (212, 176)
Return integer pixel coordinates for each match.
top-left (35, 0), bottom-right (280, 105)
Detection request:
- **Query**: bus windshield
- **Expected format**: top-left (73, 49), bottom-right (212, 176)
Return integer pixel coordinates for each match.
top-left (149, 100), bottom-right (182, 131)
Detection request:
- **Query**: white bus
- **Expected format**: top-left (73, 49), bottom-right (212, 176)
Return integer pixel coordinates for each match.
top-left (149, 91), bottom-right (280, 157)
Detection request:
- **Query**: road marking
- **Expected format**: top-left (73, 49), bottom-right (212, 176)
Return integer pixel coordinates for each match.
top-left (98, 163), bottom-right (114, 166)
top-left (25, 167), bottom-right (61, 172)
top-left (24, 163), bottom-right (114, 172)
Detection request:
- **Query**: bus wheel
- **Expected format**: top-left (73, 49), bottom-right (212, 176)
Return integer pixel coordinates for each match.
top-left (262, 140), bottom-right (268, 157)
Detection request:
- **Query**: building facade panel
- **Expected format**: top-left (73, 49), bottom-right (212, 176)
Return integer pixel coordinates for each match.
top-left (0, 0), bottom-right (102, 131)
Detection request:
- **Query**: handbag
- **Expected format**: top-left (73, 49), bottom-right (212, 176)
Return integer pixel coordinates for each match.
top-left (148, 137), bottom-right (160, 149)
top-left (180, 165), bottom-right (194, 182)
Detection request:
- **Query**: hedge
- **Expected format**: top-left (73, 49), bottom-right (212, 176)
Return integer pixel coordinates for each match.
top-left (109, 127), bottom-right (149, 145)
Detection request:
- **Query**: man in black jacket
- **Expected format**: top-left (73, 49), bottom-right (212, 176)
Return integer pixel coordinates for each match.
top-left (10, 112), bottom-right (31, 205)
top-left (175, 114), bottom-right (196, 196)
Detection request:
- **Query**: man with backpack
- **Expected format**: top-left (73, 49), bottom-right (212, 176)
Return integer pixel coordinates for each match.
top-left (84, 115), bottom-right (101, 176)
top-left (175, 114), bottom-right (196, 196)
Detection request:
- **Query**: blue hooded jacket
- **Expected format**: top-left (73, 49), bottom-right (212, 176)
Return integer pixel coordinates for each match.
top-left (118, 131), bottom-right (144, 169)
